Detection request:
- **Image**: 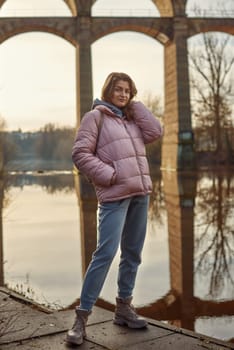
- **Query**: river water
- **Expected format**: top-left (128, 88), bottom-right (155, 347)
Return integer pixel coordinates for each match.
top-left (1, 170), bottom-right (234, 343)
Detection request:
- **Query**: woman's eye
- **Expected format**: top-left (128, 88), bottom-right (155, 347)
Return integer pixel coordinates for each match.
top-left (115, 88), bottom-right (130, 94)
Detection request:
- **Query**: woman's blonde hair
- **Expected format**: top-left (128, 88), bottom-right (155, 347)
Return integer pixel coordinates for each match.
top-left (101, 72), bottom-right (137, 119)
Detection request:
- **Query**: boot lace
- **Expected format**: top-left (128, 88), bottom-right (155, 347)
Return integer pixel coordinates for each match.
top-left (127, 303), bottom-right (139, 319)
top-left (72, 315), bottom-right (85, 333)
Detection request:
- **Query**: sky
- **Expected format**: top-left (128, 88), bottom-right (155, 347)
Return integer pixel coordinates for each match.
top-left (0, 0), bottom-right (233, 131)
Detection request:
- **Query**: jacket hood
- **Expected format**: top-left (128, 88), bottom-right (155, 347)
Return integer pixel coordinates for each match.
top-left (92, 98), bottom-right (123, 118)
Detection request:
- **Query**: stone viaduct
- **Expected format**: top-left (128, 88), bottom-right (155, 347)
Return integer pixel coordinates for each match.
top-left (0, 2), bottom-right (234, 331)
top-left (0, 0), bottom-right (233, 170)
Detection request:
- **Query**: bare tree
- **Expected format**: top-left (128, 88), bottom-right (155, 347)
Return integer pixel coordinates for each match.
top-left (35, 123), bottom-right (75, 161)
top-left (189, 32), bottom-right (234, 163)
top-left (0, 118), bottom-right (4, 287)
top-left (141, 94), bottom-right (164, 224)
top-left (142, 93), bottom-right (163, 166)
top-left (142, 92), bottom-right (164, 123)
top-left (0, 117), bottom-right (17, 167)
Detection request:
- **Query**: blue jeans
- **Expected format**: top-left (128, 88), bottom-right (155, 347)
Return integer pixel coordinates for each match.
top-left (79, 195), bottom-right (149, 311)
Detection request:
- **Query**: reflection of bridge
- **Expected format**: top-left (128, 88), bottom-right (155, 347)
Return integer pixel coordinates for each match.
top-left (94, 293), bottom-right (234, 331)
top-left (0, 170), bottom-right (233, 338)
top-left (0, 0), bottom-right (234, 169)
top-left (73, 171), bottom-right (234, 337)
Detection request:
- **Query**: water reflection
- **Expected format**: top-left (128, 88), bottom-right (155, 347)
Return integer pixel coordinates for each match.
top-left (0, 170), bottom-right (234, 342)
top-left (195, 171), bottom-right (234, 298)
top-left (7, 172), bottom-right (74, 193)
top-left (1, 171), bottom-right (82, 307)
top-left (74, 169), bottom-right (234, 343)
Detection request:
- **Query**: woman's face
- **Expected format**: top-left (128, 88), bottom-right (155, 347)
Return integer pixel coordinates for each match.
top-left (110, 80), bottom-right (131, 108)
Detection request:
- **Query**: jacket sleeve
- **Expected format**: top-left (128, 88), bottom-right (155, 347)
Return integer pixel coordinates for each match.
top-left (130, 101), bottom-right (163, 144)
top-left (72, 111), bottom-right (115, 186)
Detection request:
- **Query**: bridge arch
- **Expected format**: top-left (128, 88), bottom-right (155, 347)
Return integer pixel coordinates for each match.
top-left (153, 0), bottom-right (187, 17)
top-left (1, 31), bottom-right (76, 129)
top-left (0, 18), bottom-right (77, 45)
top-left (64, 0), bottom-right (188, 18)
top-left (188, 18), bottom-right (234, 37)
top-left (188, 29), bottom-right (234, 42)
top-left (64, 0), bottom-right (77, 16)
top-left (0, 0), bottom-right (74, 16)
top-left (90, 19), bottom-right (171, 44)
top-left (91, 30), bottom-right (163, 98)
top-left (92, 0), bottom-right (159, 17)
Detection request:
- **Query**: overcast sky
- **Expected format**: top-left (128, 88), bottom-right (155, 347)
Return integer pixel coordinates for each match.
top-left (0, 0), bottom-right (233, 131)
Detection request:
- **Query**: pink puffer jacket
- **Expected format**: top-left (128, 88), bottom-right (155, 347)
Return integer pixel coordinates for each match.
top-left (72, 101), bottom-right (163, 203)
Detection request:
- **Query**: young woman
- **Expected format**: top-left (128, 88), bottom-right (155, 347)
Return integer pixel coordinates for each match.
top-left (67, 72), bottom-right (163, 345)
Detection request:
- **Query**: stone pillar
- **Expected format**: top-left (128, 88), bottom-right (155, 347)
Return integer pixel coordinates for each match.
top-left (0, 147), bottom-right (4, 286)
top-left (0, 200), bottom-right (3, 286)
top-left (73, 172), bottom-right (97, 276)
top-left (162, 17), bottom-right (195, 170)
top-left (163, 170), bottom-right (196, 329)
top-left (75, 17), bottom-right (93, 125)
top-left (74, 15), bottom-right (96, 276)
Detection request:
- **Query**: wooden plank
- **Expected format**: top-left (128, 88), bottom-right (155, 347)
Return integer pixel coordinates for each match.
top-left (1, 289), bottom-right (233, 350)
top-left (147, 319), bottom-right (234, 350)
top-left (121, 333), bottom-right (234, 350)
top-left (0, 332), bottom-right (106, 350)
top-left (86, 321), bottom-right (173, 349)
top-left (0, 296), bottom-right (112, 345)
top-left (0, 308), bottom-right (113, 344)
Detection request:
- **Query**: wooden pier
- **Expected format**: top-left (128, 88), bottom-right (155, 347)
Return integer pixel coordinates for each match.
top-left (1, 288), bottom-right (233, 350)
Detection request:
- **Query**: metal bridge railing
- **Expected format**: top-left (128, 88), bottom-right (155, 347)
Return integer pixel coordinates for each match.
top-left (186, 9), bottom-right (234, 17)
top-left (0, 8), bottom-right (233, 18)
top-left (0, 8), bottom-right (159, 17)
top-left (0, 8), bottom-right (71, 17)
top-left (92, 8), bottom-right (159, 17)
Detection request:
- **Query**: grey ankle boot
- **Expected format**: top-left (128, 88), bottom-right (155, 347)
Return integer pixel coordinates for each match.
top-left (113, 296), bottom-right (148, 328)
top-left (66, 308), bottom-right (91, 345)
